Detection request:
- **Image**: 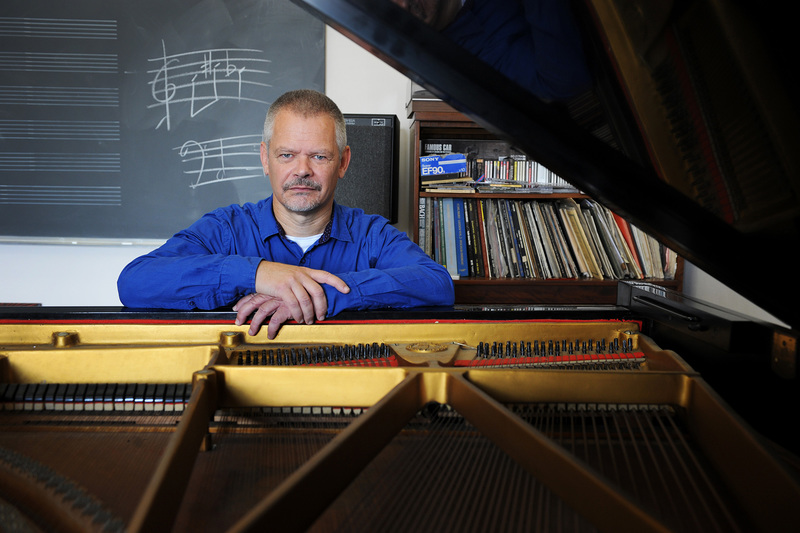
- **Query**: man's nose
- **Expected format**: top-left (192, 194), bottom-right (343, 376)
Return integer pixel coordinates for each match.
top-left (293, 156), bottom-right (313, 176)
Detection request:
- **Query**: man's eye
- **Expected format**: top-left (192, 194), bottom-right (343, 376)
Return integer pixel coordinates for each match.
top-left (312, 155), bottom-right (329, 162)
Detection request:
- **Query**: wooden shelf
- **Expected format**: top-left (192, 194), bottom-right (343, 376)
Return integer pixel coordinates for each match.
top-left (408, 105), bottom-right (683, 306)
top-left (453, 276), bottom-right (682, 305)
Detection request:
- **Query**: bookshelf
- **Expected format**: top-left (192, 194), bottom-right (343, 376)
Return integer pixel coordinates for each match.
top-left (407, 99), bottom-right (683, 305)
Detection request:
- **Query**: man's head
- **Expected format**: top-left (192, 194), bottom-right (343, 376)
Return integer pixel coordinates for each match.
top-left (260, 90), bottom-right (351, 224)
top-left (263, 89), bottom-right (347, 156)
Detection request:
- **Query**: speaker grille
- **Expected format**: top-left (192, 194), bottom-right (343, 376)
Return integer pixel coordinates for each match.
top-left (337, 115), bottom-right (399, 222)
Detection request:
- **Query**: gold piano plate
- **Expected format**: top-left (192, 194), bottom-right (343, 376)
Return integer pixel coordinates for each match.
top-left (0, 317), bottom-right (797, 533)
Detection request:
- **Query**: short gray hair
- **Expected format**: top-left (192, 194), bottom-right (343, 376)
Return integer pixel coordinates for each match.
top-left (262, 89), bottom-right (347, 155)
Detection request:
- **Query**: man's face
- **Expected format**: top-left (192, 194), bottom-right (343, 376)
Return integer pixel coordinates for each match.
top-left (261, 110), bottom-right (350, 217)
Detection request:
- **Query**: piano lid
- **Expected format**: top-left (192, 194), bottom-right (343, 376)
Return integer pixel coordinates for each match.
top-left (291, 0), bottom-right (800, 329)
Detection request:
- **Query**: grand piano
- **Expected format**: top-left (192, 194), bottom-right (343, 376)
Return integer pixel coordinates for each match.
top-left (1, 1), bottom-right (799, 531)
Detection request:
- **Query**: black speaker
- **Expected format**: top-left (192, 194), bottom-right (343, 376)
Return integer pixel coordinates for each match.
top-left (337, 114), bottom-right (399, 223)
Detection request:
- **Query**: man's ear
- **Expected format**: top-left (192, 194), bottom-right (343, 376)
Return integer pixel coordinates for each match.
top-left (260, 142), bottom-right (270, 175)
top-left (338, 145), bottom-right (351, 179)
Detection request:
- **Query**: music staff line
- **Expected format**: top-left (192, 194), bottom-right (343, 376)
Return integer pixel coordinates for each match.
top-left (0, 119), bottom-right (120, 141)
top-left (0, 16), bottom-right (118, 40)
top-left (0, 85), bottom-right (119, 107)
top-left (0, 51), bottom-right (118, 74)
top-left (0, 184), bottom-right (121, 206)
top-left (0, 152), bottom-right (120, 172)
top-left (176, 135), bottom-right (263, 189)
top-left (148, 42), bottom-right (272, 130)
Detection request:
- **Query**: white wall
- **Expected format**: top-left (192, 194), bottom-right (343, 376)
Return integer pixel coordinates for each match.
top-left (0, 27), bottom-right (783, 326)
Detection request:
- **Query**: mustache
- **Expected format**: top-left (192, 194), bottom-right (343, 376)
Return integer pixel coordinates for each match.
top-left (283, 178), bottom-right (322, 191)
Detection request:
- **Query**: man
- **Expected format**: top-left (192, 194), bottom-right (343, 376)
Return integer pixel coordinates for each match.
top-left (118, 89), bottom-right (454, 338)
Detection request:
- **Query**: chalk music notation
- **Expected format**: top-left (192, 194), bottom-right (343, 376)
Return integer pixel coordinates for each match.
top-left (177, 134), bottom-right (263, 189)
top-left (149, 41), bottom-right (272, 131)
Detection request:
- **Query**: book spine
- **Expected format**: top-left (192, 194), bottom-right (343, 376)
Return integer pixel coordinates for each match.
top-left (442, 197), bottom-right (459, 278)
top-left (417, 197), bottom-right (426, 250)
top-left (452, 198), bottom-right (469, 277)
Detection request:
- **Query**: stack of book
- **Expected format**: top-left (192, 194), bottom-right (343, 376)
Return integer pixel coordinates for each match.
top-left (422, 157), bottom-right (577, 194)
top-left (417, 196), bottom-right (677, 281)
top-left (421, 172), bottom-right (475, 193)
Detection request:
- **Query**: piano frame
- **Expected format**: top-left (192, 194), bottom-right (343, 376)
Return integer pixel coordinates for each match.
top-left (2, 295), bottom-right (799, 532)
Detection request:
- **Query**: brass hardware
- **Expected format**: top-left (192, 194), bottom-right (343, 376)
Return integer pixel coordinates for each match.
top-left (52, 331), bottom-right (78, 348)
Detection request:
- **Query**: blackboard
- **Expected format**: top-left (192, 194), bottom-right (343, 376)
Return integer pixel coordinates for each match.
top-left (0, 0), bottom-right (325, 242)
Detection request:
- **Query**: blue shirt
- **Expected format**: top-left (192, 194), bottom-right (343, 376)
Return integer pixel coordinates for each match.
top-left (117, 196), bottom-right (454, 314)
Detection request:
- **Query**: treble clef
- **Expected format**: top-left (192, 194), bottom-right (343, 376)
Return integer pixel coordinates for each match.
top-left (152, 41), bottom-right (178, 130)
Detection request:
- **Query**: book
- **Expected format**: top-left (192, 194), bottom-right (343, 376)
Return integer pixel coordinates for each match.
top-left (529, 201), bottom-right (560, 278)
top-left (484, 199), bottom-right (507, 278)
top-left (581, 200), bottom-right (628, 279)
top-left (578, 204), bottom-right (614, 279)
top-left (542, 202), bottom-right (578, 278)
top-left (523, 202), bottom-right (552, 278)
top-left (421, 174), bottom-right (473, 186)
top-left (452, 198), bottom-right (470, 277)
top-left (557, 200), bottom-right (592, 278)
top-left (417, 197), bottom-right (427, 253)
top-left (505, 199), bottom-right (529, 278)
top-left (467, 199), bottom-right (486, 277)
top-left (425, 197), bottom-right (434, 259)
top-left (515, 201), bottom-right (541, 278)
top-left (496, 199), bottom-right (518, 278)
top-left (433, 198), bottom-right (442, 266)
top-left (424, 186), bottom-right (476, 193)
top-left (612, 213), bottom-right (642, 273)
top-left (476, 199), bottom-right (492, 278)
top-left (441, 197), bottom-right (460, 279)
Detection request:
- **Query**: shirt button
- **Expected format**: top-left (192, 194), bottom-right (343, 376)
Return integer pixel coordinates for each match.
top-left (299, 258), bottom-right (306, 265)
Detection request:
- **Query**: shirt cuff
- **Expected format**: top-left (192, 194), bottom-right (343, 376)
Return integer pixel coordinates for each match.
top-left (323, 272), bottom-right (360, 316)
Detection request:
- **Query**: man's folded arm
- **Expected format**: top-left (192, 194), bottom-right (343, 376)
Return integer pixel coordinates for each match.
top-left (326, 263), bottom-right (454, 315)
top-left (324, 231), bottom-right (455, 315)
top-left (117, 228), bottom-right (261, 310)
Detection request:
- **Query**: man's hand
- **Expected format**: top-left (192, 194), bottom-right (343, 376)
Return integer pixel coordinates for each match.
top-left (233, 261), bottom-right (350, 338)
top-left (233, 293), bottom-right (294, 339)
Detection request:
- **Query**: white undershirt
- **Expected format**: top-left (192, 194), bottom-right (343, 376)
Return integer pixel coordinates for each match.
top-left (285, 233), bottom-right (322, 253)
